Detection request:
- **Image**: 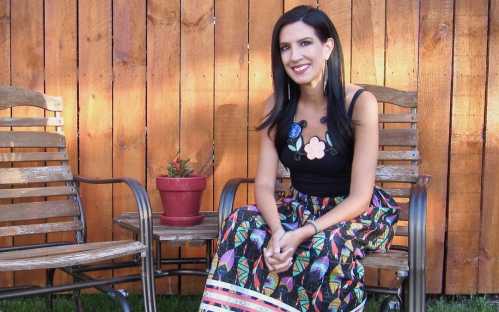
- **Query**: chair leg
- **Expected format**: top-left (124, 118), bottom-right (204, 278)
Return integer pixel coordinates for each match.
top-left (72, 274), bottom-right (84, 312)
top-left (141, 252), bottom-right (157, 312)
top-left (399, 275), bottom-right (408, 312)
top-left (46, 268), bottom-right (56, 311)
top-left (111, 289), bottom-right (132, 312)
top-left (408, 270), bottom-right (425, 312)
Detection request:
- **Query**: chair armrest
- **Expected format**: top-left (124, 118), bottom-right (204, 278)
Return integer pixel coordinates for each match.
top-left (408, 175), bottom-right (431, 295)
top-left (217, 178), bottom-right (255, 236)
top-left (74, 176), bottom-right (154, 250)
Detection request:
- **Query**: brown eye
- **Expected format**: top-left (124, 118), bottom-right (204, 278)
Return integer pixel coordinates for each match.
top-left (280, 45), bottom-right (289, 52)
top-left (300, 40), bottom-right (312, 47)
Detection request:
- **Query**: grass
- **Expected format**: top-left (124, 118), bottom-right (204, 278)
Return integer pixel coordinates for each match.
top-left (0, 294), bottom-right (497, 311)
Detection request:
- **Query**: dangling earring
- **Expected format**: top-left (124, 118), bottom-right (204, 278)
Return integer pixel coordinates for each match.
top-left (288, 82), bottom-right (291, 101)
top-left (323, 60), bottom-right (328, 95)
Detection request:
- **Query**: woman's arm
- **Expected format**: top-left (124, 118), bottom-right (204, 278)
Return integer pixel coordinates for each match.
top-left (255, 96), bottom-right (282, 235)
top-left (256, 96), bottom-right (295, 272)
top-left (295, 90), bottom-right (379, 240)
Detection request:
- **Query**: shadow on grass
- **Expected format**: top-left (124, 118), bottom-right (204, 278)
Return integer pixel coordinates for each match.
top-left (0, 293), bottom-right (497, 311)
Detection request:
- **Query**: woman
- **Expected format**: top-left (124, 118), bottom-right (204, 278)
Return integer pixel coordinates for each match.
top-left (200, 5), bottom-right (399, 312)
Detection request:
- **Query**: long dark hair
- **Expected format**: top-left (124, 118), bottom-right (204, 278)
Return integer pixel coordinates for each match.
top-left (256, 5), bottom-right (352, 157)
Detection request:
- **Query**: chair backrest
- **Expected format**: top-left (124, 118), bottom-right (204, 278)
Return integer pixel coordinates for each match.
top-left (0, 86), bottom-right (83, 240)
top-left (277, 84), bottom-right (418, 223)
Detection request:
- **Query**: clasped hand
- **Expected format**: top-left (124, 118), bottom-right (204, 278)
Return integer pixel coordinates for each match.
top-left (263, 228), bottom-right (302, 273)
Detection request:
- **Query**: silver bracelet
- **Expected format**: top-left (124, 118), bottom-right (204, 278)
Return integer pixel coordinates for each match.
top-left (306, 220), bottom-right (319, 235)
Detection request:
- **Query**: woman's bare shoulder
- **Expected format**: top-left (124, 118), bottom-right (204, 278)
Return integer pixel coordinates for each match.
top-left (346, 83), bottom-right (376, 106)
top-left (345, 84), bottom-right (377, 122)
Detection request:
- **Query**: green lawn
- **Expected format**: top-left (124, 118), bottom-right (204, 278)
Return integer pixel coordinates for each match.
top-left (0, 294), bottom-right (497, 311)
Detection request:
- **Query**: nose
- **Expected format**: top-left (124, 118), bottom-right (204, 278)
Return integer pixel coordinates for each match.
top-left (289, 46), bottom-right (302, 62)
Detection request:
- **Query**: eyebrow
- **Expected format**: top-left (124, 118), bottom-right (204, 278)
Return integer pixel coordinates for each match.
top-left (279, 36), bottom-right (314, 45)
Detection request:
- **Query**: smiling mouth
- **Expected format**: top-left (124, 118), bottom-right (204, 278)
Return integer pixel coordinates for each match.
top-left (291, 64), bottom-right (310, 74)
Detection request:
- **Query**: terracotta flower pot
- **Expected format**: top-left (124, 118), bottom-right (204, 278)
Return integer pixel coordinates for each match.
top-left (156, 175), bottom-right (207, 226)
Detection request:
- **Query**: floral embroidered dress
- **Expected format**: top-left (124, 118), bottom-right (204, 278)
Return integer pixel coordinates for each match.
top-left (200, 89), bottom-right (400, 312)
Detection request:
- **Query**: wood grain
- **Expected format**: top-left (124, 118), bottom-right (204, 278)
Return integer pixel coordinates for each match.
top-left (479, 0), bottom-right (499, 293)
top-left (0, 86), bottom-right (63, 112)
top-left (0, 200), bottom-right (78, 222)
top-left (320, 0), bottom-right (352, 83)
top-left (0, 117), bottom-right (63, 127)
top-left (78, 0), bottom-right (113, 283)
top-left (248, 0), bottom-right (282, 204)
top-left (180, 0), bottom-right (214, 294)
top-left (0, 166), bottom-right (73, 185)
top-left (0, 240), bottom-right (144, 271)
top-left (446, 0), bottom-right (488, 294)
top-left (0, 186), bottom-right (76, 199)
top-left (352, 0), bottom-right (385, 287)
top-left (0, 0), bottom-right (12, 288)
top-left (112, 0), bottom-right (146, 292)
top-left (214, 0), bottom-right (248, 224)
top-left (0, 151), bottom-right (68, 162)
top-left (382, 0), bottom-right (419, 288)
top-left (284, 0), bottom-right (317, 11)
top-left (418, 0), bottom-right (454, 293)
top-left (0, 132), bottom-right (66, 148)
top-left (146, 0), bottom-right (181, 294)
top-left (11, 0), bottom-right (46, 288)
top-left (0, 221), bottom-right (81, 237)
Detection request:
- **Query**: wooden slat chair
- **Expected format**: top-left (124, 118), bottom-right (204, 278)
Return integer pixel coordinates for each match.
top-left (217, 85), bottom-right (430, 312)
top-left (0, 86), bottom-right (156, 312)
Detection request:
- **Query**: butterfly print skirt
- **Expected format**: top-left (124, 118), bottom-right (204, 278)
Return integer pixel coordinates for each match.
top-left (200, 187), bottom-right (399, 312)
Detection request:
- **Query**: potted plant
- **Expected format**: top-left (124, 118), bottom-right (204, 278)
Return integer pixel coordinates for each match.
top-left (156, 154), bottom-right (211, 226)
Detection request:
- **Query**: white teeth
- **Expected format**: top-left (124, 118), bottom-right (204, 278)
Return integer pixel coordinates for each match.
top-left (292, 64), bottom-right (309, 73)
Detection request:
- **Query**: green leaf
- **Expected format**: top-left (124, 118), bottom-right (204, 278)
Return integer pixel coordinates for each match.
top-left (297, 286), bottom-right (310, 311)
top-left (254, 215), bottom-right (264, 228)
top-left (311, 232), bottom-right (325, 256)
top-left (235, 221), bottom-right (249, 248)
top-left (288, 144), bottom-right (297, 152)
top-left (237, 257), bottom-right (249, 287)
top-left (296, 136), bottom-right (303, 150)
top-left (293, 250), bottom-right (310, 277)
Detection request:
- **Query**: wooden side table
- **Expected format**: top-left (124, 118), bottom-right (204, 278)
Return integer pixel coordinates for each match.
top-left (114, 211), bottom-right (219, 278)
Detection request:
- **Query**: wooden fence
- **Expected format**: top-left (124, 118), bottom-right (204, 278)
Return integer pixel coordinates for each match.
top-left (0, 0), bottom-right (498, 295)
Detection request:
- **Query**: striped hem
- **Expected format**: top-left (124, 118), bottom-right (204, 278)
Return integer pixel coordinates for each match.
top-left (200, 279), bottom-right (300, 312)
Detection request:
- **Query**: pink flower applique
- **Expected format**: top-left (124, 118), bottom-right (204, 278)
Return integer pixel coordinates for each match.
top-left (304, 136), bottom-right (325, 160)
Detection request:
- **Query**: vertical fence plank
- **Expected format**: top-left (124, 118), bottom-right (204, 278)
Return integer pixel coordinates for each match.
top-left (419, 0), bottom-right (454, 293)
top-left (180, 0), bottom-right (214, 294)
top-left (285, 0), bottom-right (318, 11)
top-left (45, 0), bottom-right (77, 286)
top-left (351, 0), bottom-right (385, 287)
top-left (78, 0), bottom-right (113, 281)
top-left (0, 0), bottom-right (11, 289)
top-left (147, 0), bottom-right (181, 294)
top-left (446, 0), bottom-right (488, 294)
top-left (352, 0), bottom-right (385, 85)
top-left (320, 0), bottom-right (352, 83)
top-left (214, 0), bottom-right (248, 212)
top-left (479, 0), bottom-right (499, 293)
top-left (248, 1), bottom-right (283, 204)
top-left (11, 0), bottom-right (45, 288)
top-left (113, 0), bottom-right (146, 292)
top-left (382, 0), bottom-right (419, 288)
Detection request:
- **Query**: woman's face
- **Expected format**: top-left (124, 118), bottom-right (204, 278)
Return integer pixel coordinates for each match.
top-left (279, 21), bottom-right (333, 88)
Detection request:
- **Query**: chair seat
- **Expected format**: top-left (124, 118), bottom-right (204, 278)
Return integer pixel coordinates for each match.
top-left (0, 240), bottom-right (145, 271)
top-left (363, 249), bottom-right (409, 271)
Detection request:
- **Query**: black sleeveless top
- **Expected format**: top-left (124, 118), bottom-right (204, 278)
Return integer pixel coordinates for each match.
top-left (278, 89), bottom-right (365, 197)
